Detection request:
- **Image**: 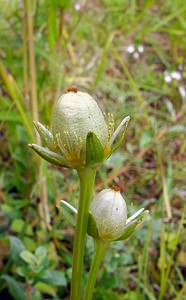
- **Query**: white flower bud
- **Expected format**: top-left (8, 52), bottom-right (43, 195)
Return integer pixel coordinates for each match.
top-left (90, 187), bottom-right (127, 241)
top-left (51, 89), bottom-right (109, 167)
top-left (30, 88), bottom-right (130, 169)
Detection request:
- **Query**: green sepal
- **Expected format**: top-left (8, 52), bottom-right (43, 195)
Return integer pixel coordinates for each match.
top-left (87, 212), bottom-right (100, 239)
top-left (58, 201), bottom-right (100, 239)
top-left (33, 121), bottom-right (56, 151)
top-left (58, 200), bottom-right (77, 226)
top-left (86, 132), bottom-right (104, 167)
top-left (115, 209), bottom-right (149, 241)
top-left (114, 219), bottom-right (138, 241)
top-left (29, 143), bottom-right (71, 168)
top-left (110, 117), bottom-right (130, 156)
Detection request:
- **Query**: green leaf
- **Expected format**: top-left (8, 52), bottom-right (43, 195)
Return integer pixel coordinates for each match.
top-left (1, 275), bottom-right (27, 300)
top-left (35, 282), bottom-right (56, 297)
top-left (93, 33), bottom-right (114, 88)
top-left (20, 250), bottom-right (36, 265)
top-left (86, 132), bottom-right (104, 166)
top-left (11, 219), bottom-right (33, 236)
top-left (140, 131), bottom-right (153, 149)
top-left (35, 246), bottom-right (47, 264)
top-left (123, 291), bottom-right (144, 300)
top-left (29, 144), bottom-right (70, 168)
top-left (87, 212), bottom-right (100, 239)
top-left (23, 237), bottom-right (37, 252)
top-left (46, 0), bottom-right (58, 49)
top-left (41, 270), bottom-right (67, 286)
top-left (9, 236), bottom-right (25, 264)
top-left (0, 111), bottom-right (20, 122)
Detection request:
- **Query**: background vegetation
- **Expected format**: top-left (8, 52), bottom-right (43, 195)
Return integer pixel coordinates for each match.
top-left (0, 0), bottom-right (186, 299)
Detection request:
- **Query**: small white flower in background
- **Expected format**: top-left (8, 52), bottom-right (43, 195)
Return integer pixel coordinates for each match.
top-left (171, 71), bottom-right (182, 81)
top-left (126, 44), bottom-right (144, 60)
top-left (75, 3), bottom-right (81, 11)
top-left (164, 69), bottom-right (185, 100)
top-left (164, 69), bottom-right (183, 83)
top-left (126, 44), bottom-right (135, 54)
top-left (164, 71), bottom-right (172, 83)
top-left (133, 52), bottom-right (140, 60)
top-left (138, 45), bottom-right (144, 53)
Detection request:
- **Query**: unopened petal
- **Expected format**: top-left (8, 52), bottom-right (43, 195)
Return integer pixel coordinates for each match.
top-left (51, 90), bottom-right (109, 167)
top-left (90, 188), bottom-right (127, 241)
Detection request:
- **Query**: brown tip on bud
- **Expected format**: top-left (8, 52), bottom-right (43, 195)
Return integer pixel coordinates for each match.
top-left (111, 185), bottom-right (120, 192)
top-left (88, 131), bottom-right (93, 137)
top-left (66, 86), bottom-right (78, 93)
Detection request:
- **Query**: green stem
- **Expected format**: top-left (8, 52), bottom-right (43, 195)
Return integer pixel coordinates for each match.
top-left (25, 0), bottom-right (50, 230)
top-left (25, 0), bottom-right (39, 127)
top-left (70, 167), bottom-right (96, 300)
top-left (84, 240), bottom-right (108, 300)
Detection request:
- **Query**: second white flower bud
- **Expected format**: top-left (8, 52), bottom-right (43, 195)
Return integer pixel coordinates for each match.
top-left (90, 187), bottom-right (127, 241)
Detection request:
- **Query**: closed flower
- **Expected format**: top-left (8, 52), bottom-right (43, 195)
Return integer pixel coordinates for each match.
top-left (29, 88), bottom-right (130, 169)
top-left (90, 187), bottom-right (127, 240)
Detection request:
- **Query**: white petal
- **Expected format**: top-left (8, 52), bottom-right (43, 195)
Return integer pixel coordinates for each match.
top-left (164, 70), bottom-right (169, 76)
top-left (138, 45), bottom-right (144, 53)
top-left (75, 3), bottom-right (81, 11)
top-left (164, 74), bottom-right (172, 83)
top-left (133, 52), bottom-right (140, 59)
top-left (126, 45), bottom-right (135, 53)
top-left (171, 71), bottom-right (182, 80)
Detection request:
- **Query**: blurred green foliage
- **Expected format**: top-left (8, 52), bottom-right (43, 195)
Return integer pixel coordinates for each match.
top-left (0, 0), bottom-right (186, 299)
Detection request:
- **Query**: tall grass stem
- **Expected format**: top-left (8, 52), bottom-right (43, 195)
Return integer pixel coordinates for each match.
top-left (25, 0), bottom-right (50, 228)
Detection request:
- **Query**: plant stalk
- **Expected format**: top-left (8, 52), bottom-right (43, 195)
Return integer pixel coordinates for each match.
top-left (70, 167), bottom-right (96, 300)
top-left (22, 0), bottom-right (29, 110)
top-left (25, 0), bottom-right (39, 130)
top-left (25, 0), bottom-right (50, 229)
top-left (84, 239), bottom-right (107, 300)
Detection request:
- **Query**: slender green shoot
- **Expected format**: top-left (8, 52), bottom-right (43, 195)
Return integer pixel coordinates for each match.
top-left (70, 167), bottom-right (96, 300)
top-left (84, 240), bottom-right (107, 300)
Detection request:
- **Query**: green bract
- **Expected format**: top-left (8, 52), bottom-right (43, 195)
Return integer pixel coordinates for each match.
top-left (29, 89), bottom-right (130, 169)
